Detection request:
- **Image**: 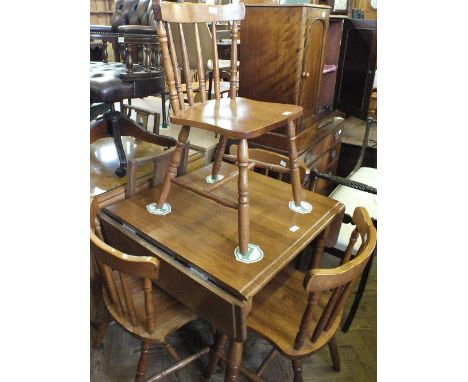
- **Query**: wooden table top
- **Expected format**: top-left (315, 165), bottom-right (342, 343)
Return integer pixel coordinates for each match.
top-left (103, 162), bottom-right (344, 301)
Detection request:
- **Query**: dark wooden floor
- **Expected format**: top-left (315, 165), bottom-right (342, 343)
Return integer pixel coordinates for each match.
top-left (91, 253), bottom-right (376, 382)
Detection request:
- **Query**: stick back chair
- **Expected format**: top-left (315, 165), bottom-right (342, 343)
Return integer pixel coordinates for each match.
top-left (150, 1), bottom-right (308, 261)
top-left (309, 116), bottom-right (377, 332)
top-left (205, 207), bottom-right (376, 382)
top-left (90, 199), bottom-right (209, 382)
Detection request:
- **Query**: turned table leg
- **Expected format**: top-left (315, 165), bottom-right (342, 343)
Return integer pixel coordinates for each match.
top-left (225, 340), bottom-right (243, 382)
top-left (156, 125), bottom-right (190, 208)
top-left (237, 139), bottom-right (250, 256)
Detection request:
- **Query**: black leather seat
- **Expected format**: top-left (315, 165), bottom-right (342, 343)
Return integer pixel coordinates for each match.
top-left (90, 61), bottom-right (164, 104)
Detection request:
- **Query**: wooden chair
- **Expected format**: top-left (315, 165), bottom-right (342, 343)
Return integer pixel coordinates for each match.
top-left (151, 1), bottom-right (307, 260)
top-left (309, 116), bottom-right (377, 332)
top-left (205, 207), bottom-right (377, 382)
top-left (226, 145), bottom-right (309, 188)
top-left (90, 199), bottom-right (209, 382)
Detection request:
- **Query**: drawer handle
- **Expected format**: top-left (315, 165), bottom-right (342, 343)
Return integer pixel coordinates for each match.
top-left (330, 149), bottom-right (336, 160)
top-left (334, 129), bottom-right (342, 140)
top-left (301, 72), bottom-right (310, 78)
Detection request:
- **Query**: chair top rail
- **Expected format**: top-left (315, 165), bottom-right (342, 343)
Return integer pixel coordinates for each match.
top-left (159, 2), bottom-right (245, 23)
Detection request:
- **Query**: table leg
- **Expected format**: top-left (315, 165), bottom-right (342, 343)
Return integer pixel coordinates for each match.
top-left (309, 228), bottom-right (329, 270)
top-left (225, 340), bottom-right (243, 382)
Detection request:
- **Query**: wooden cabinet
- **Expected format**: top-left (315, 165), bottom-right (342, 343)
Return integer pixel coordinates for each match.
top-left (240, 4), bottom-right (343, 195)
top-left (239, 5), bottom-right (376, 195)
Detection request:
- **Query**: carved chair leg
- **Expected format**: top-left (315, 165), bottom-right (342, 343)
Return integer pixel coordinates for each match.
top-left (211, 135), bottom-right (228, 180)
top-left (342, 247), bottom-right (376, 332)
top-left (237, 139), bottom-right (250, 255)
top-left (135, 340), bottom-right (151, 382)
top-left (286, 119), bottom-right (302, 207)
top-left (204, 331), bottom-right (228, 379)
top-left (291, 359), bottom-right (303, 382)
top-left (225, 340), bottom-right (243, 382)
top-left (110, 114), bottom-right (127, 178)
top-left (157, 125), bottom-right (191, 207)
top-left (328, 336), bottom-right (341, 371)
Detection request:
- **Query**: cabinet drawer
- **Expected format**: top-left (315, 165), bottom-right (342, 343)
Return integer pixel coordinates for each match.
top-left (301, 126), bottom-right (343, 166)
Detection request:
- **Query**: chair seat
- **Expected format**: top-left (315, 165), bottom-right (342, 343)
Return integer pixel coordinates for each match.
top-left (247, 266), bottom-right (340, 359)
top-left (90, 61), bottom-right (164, 104)
top-left (329, 167), bottom-right (377, 251)
top-left (103, 274), bottom-right (197, 342)
top-left (170, 97), bottom-right (303, 139)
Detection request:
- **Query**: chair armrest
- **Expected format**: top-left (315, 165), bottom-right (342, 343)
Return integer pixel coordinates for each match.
top-left (310, 168), bottom-right (377, 195)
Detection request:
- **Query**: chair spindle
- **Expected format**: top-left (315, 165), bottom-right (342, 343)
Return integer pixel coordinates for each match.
top-left (119, 272), bottom-right (138, 326)
top-left (211, 22), bottom-right (221, 101)
top-left (143, 278), bottom-right (156, 334)
top-left (229, 21), bottom-right (239, 99)
top-left (194, 23), bottom-right (207, 103)
top-left (177, 23), bottom-right (195, 106)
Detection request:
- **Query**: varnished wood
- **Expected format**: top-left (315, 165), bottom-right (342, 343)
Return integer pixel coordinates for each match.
top-left (170, 97), bottom-right (303, 140)
top-left (243, 208), bottom-right (375, 376)
top-left (103, 163), bottom-right (344, 301)
top-left (204, 332), bottom-right (229, 379)
top-left (90, 197), bottom-right (209, 381)
top-left (237, 139), bottom-right (250, 255)
top-left (287, 120), bottom-right (303, 207)
top-left (156, 125), bottom-right (190, 207)
top-left (225, 340), bottom-right (243, 382)
top-left (159, 2), bottom-right (246, 23)
top-left (212, 135), bottom-right (228, 180)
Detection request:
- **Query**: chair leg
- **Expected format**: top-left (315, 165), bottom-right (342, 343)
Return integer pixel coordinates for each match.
top-left (286, 119), bottom-right (302, 207)
top-left (208, 71), bottom-right (213, 100)
top-left (211, 135), bottom-right (228, 180)
top-left (135, 341), bottom-right (151, 382)
top-left (204, 331), bottom-right (228, 379)
top-left (161, 91), bottom-right (168, 129)
top-left (110, 113), bottom-right (127, 178)
top-left (328, 336), bottom-right (341, 371)
top-left (225, 340), bottom-right (243, 382)
top-left (291, 359), bottom-right (303, 382)
top-left (342, 248), bottom-right (376, 332)
top-left (157, 125), bottom-right (191, 208)
top-left (91, 312), bottom-right (111, 349)
top-left (237, 139), bottom-right (250, 255)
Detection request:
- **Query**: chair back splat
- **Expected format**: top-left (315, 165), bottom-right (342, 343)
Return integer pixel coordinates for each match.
top-left (90, 199), bottom-right (160, 335)
top-left (294, 207), bottom-right (376, 351)
top-left (155, 2), bottom-right (245, 113)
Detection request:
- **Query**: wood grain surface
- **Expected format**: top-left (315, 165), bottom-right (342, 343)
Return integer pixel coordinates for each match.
top-left (103, 163), bottom-right (344, 301)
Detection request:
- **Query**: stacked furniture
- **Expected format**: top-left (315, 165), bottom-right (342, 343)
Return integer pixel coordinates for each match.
top-left (239, 4), bottom-right (377, 195)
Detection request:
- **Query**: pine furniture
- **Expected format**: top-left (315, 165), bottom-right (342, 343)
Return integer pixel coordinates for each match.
top-left (151, 1), bottom-right (312, 260)
top-left (90, 198), bottom-right (209, 382)
top-left (97, 162), bottom-right (345, 381)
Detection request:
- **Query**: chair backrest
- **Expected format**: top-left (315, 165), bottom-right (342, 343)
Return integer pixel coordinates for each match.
top-left (228, 145), bottom-right (310, 186)
top-left (90, 198), bottom-right (160, 335)
top-left (153, 1), bottom-right (245, 113)
top-left (293, 207), bottom-right (376, 350)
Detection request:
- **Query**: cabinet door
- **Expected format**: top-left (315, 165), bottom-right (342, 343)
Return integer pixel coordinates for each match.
top-left (298, 8), bottom-right (329, 121)
top-left (334, 19), bottom-right (377, 120)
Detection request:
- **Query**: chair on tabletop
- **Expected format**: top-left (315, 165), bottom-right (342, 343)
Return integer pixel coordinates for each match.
top-left (308, 116), bottom-right (377, 332)
top-left (90, 198), bottom-right (209, 382)
top-left (151, 1), bottom-right (309, 262)
top-left (205, 207), bottom-right (377, 382)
